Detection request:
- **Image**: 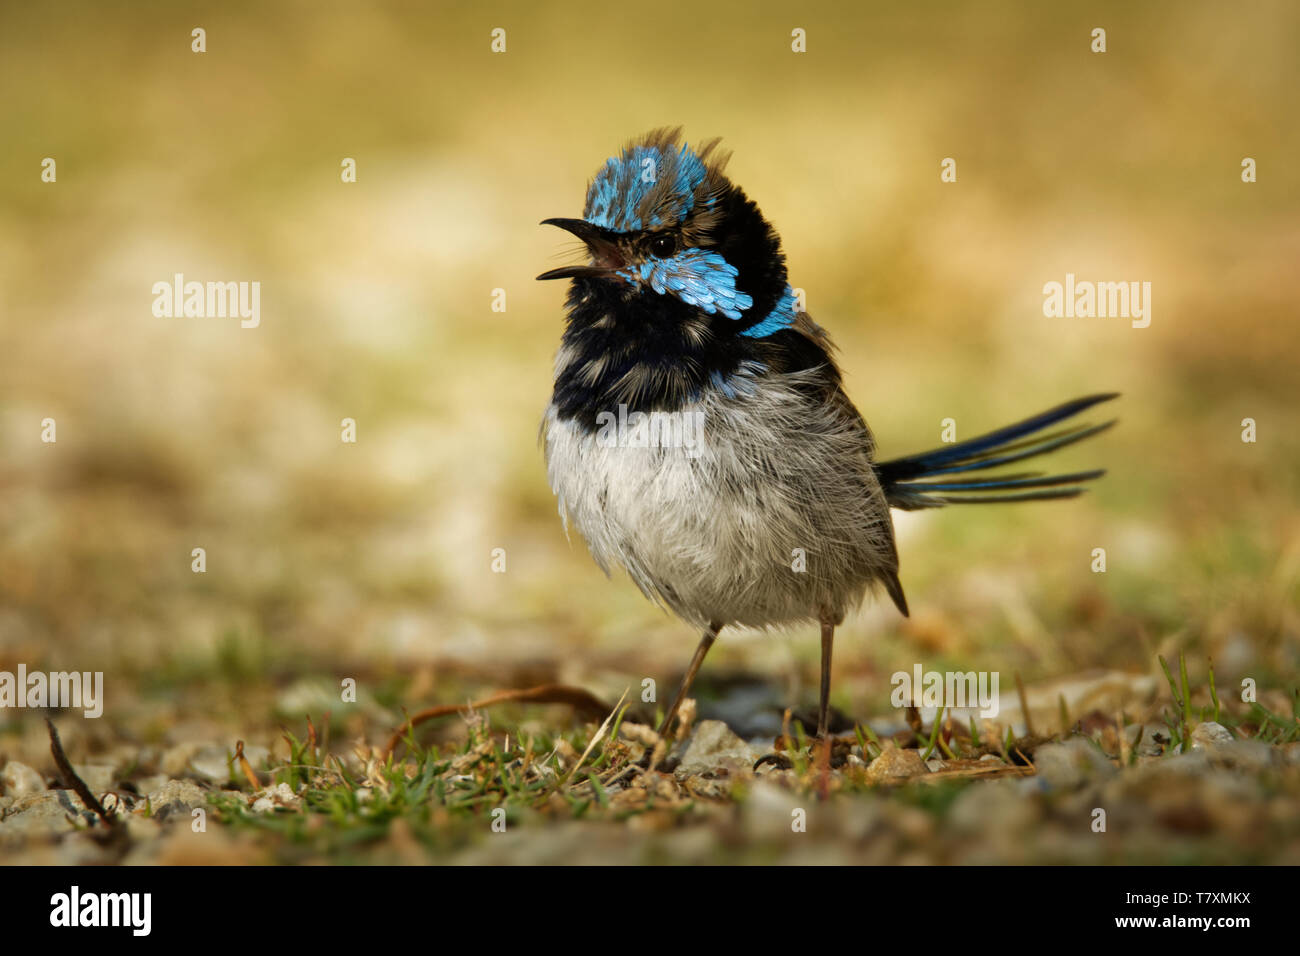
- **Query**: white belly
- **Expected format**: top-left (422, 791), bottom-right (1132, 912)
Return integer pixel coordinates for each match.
top-left (543, 375), bottom-right (897, 628)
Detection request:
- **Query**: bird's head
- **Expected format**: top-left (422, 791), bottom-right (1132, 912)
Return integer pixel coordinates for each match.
top-left (538, 128), bottom-right (796, 338)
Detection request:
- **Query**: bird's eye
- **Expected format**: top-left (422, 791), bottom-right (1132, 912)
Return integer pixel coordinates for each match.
top-left (648, 234), bottom-right (677, 257)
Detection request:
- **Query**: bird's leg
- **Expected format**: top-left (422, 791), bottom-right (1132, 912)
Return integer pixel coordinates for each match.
top-left (817, 616), bottom-right (836, 740)
top-left (657, 622), bottom-right (722, 740)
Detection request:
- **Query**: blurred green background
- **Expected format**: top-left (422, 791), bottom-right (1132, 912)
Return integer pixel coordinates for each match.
top-left (1, 0), bottom-right (1297, 737)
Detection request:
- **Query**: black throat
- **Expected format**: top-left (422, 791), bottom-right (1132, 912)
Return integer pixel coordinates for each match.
top-left (548, 184), bottom-right (835, 429)
top-left (550, 279), bottom-right (753, 427)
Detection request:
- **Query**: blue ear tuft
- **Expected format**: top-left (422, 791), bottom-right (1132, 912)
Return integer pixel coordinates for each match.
top-left (739, 286), bottom-right (798, 338)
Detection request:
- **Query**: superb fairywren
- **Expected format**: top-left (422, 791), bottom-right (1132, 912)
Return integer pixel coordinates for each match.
top-left (538, 128), bottom-right (1116, 742)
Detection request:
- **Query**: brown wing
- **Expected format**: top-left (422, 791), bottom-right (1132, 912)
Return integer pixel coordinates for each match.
top-left (759, 312), bottom-right (910, 617)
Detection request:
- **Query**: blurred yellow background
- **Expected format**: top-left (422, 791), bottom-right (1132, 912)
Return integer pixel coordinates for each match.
top-left (1, 1), bottom-right (1296, 732)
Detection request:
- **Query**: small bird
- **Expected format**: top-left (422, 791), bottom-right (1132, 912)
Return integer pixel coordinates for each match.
top-left (538, 128), bottom-right (1116, 743)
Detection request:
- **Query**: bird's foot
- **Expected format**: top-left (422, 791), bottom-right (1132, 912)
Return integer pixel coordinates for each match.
top-left (754, 736), bottom-right (851, 771)
top-left (753, 751), bottom-right (794, 771)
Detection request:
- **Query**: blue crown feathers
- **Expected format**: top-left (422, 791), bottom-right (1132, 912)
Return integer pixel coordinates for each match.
top-left (583, 128), bottom-right (726, 233)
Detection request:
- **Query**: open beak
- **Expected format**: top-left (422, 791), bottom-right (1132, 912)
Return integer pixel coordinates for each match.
top-left (536, 218), bottom-right (624, 280)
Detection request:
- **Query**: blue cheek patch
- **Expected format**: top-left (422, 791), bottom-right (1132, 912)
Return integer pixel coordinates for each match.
top-left (620, 250), bottom-right (754, 321)
top-left (619, 250), bottom-right (798, 337)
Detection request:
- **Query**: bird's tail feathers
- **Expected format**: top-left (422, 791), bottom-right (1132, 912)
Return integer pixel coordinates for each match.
top-left (876, 393), bottom-right (1118, 510)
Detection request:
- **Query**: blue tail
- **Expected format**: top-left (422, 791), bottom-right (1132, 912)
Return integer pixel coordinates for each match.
top-left (876, 394), bottom-right (1118, 510)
